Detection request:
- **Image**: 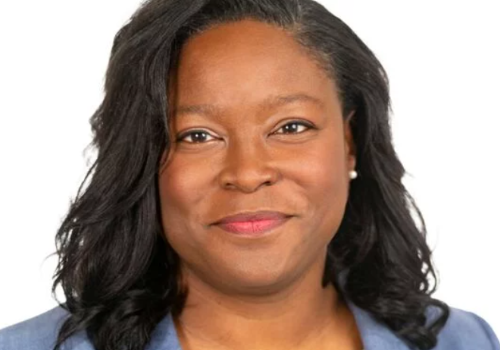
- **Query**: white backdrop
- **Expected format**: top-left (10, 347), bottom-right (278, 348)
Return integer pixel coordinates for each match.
top-left (0, 0), bottom-right (499, 333)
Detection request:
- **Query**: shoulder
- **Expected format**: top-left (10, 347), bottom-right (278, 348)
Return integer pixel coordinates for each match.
top-left (0, 306), bottom-right (92, 350)
top-left (429, 305), bottom-right (500, 349)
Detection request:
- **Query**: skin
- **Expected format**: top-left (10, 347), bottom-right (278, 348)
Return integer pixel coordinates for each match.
top-left (158, 19), bottom-right (362, 350)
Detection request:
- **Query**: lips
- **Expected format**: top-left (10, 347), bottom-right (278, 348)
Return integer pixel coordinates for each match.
top-left (213, 210), bottom-right (290, 224)
top-left (212, 210), bottom-right (292, 236)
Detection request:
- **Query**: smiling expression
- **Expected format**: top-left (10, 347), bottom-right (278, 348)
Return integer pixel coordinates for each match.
top-left (158, 19), bottom-right (356, 293)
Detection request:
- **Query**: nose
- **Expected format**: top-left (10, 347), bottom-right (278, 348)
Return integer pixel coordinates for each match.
top-left (218, 136), bottom-right (281, 193)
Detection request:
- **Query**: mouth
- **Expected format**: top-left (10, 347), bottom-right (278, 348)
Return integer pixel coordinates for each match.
top-left (211, 210), bottom-right (293, 237)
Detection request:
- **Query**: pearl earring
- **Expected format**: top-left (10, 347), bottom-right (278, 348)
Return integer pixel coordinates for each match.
top-left (349, 170), bottom-right (358, 180)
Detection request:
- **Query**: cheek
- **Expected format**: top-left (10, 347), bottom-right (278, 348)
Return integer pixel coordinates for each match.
top-left (291, 138), bottom-right (349, 238)
top-left (296, 135), bottom-right (347, 193)
top-left (158, 157), bottom-right (209, 246)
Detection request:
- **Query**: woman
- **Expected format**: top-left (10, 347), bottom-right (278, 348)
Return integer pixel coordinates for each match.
top-left (0, 0), bottom-right (498, 349)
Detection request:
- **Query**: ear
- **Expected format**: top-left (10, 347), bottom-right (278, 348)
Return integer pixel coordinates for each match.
top-left (343, 110), bottom-right (357, 171)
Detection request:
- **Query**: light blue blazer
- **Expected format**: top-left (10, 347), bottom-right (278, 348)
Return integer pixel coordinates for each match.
top-left (1, 298), bottom-right (499, 350)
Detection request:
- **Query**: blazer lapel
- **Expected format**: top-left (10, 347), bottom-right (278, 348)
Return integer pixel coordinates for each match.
top-left (338, 268), bottom-right (410, 350)
top-left (346, 298), bottom-right (411, 350)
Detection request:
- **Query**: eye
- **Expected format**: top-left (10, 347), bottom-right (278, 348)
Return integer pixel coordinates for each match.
top-left (273, 120), bottom-right (314, 135)
top-left (175, 130), bottom-right (217, 144)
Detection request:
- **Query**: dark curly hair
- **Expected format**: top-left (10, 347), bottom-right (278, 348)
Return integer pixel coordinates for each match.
top-left (50, 0), bottom-right (450, 349)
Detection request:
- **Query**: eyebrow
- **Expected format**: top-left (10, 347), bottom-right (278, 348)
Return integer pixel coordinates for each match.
top-left (172, 93), bottom-right (323, 118)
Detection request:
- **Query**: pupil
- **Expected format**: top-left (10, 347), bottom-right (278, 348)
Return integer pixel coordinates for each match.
top-left (192, 132), bottom-right (206, 142)
top-left (285, 123), bottom-right (297, 133)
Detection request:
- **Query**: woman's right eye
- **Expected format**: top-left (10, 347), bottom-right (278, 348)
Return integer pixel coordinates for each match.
top-left (176, 130), bottom-right (216, 144)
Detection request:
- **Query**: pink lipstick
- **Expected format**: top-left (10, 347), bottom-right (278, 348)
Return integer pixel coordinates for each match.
top-left (212, 211), bottom-right (292, 236)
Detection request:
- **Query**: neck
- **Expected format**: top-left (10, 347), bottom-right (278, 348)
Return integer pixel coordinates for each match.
top-left (172, 255), bottom-right (361, 350)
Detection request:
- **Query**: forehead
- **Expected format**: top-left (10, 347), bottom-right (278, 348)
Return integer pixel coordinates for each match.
top-left (171, 19), bottom-right (338, 110)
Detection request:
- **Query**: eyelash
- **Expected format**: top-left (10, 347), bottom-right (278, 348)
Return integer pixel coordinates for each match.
top-left (175, 120), bottom-right (315, 144)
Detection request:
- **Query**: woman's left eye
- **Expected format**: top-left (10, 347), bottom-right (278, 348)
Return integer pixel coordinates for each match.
top-left (274, 121), bottom-right (314, 135)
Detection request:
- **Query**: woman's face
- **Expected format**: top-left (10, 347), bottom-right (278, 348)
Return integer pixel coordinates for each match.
top-left (159, 19), bottom-right (356, 293)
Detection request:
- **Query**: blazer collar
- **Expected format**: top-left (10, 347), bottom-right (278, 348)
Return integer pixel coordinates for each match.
top-left (345, 298), bottom-right (410, 350)
top-left (338, 269), bottom-right (411, 350)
